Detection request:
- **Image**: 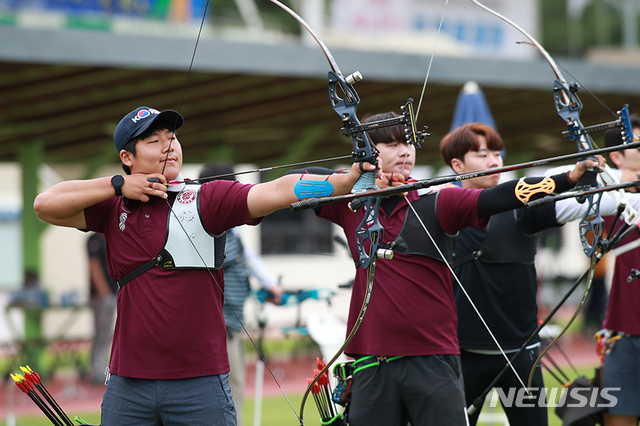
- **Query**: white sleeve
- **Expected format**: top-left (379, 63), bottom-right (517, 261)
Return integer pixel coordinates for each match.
top-left (555, 181), bottom-right (640, 224)
top-left (554, 192), bottom-right (640, 224)
top-left (244, 247), bottom-right (279, 289)
top-left (546, 165), bottom-right (640, 223)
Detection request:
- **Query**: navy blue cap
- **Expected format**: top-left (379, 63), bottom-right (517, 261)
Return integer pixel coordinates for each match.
top-left (114, 106), bottom-right (184, 151)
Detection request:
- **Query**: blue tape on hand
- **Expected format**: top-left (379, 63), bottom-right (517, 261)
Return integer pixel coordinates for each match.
top-left (294, 179), bottom-right (334, 199)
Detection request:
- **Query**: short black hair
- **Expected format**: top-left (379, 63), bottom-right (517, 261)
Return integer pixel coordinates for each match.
top-left (361, 112), bottom-right (406, 144)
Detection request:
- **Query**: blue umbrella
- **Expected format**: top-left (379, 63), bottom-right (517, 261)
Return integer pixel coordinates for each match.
top-left (450, 81), bottom-right (497, 131)
top-left (447, 81), bottom-right (503, 185)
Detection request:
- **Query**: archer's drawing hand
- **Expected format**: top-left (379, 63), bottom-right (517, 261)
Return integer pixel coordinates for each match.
top-left (124, 174), bottom-right (168, 202)
top-left (377, 172), bottom-right (405, 192)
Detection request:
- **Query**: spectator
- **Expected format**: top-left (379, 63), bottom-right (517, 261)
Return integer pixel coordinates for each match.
top-left (87, 232), bottom-right (118, 385)
top-left (199, 162), bottom-right (282, 426)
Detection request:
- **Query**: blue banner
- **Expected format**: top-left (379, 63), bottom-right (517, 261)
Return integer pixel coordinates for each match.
top-left (0, 0), bottom-right (207, 22)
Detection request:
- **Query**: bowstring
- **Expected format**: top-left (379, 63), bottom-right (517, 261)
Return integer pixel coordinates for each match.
top-left (163, 196), bottom-right (301, 421)
top-left (558, 64), bottom-right (618, 117)
top-left (414, 0), bottom-right (450, 123)
top-left (403, 196), bottom-right (531, 393)
top-left (515, 46), bottom-right (618, 120)
top-left (173, 154), bottom-right (352, 184)
top-left (156, 0), bottom-right (300, 420)
top-left (161, 0), bottom-right (210, 177)
top-left (404, 0), bottom-right (528, 393)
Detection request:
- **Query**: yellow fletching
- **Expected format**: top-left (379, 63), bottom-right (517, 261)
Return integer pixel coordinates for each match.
top-left (10, 373), bottom-right (24, 382)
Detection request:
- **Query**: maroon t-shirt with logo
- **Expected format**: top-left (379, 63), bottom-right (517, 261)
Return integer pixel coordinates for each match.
top-left (85, 180), bottom-right (257, 379)
top-left (319, 186), bottom-right (488, 357)
top-left (603, 216), bottom-right (640, 335)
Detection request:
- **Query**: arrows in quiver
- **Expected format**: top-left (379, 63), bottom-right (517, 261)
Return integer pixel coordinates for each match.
top-left (11, 365), bottom-right (97, 426)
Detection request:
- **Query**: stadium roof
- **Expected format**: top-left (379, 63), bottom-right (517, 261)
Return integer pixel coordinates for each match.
top-left (3, 25), bottom-right (640, 170)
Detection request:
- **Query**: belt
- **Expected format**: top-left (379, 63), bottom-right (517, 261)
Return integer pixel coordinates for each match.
top-left (352, 355), bottom-right (404, 375)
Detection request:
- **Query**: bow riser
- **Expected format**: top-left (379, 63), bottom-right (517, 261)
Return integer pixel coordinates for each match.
top-left (552, 80), bottom-right (605, 257)
top-left (553, 81), bottom-right (593, 151)
top-left (354, 195), bottom-right (385, 269)
top-left (327, 71), bottom-right (380, 194)
top-left (552, 83), bottom-right (638, 257)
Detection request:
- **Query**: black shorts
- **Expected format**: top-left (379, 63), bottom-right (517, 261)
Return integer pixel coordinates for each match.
top-left (602, 335), bottom-right (640, 416)
top-left (348, 354), bottom-right (468, 426)
top-left (461, 347), bottom-right (547, 426)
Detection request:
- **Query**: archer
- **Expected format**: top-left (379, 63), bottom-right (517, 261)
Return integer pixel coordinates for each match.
top-left (598, 117), bottom-right (640, 426)
top-left (33, 106), bottom-right (379, 426)
top-left (305, 111), bottom-right (603, 426)
top-left (441, 122), bottom-right (640, 426)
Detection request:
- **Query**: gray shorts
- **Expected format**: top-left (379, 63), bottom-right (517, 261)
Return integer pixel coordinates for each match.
top-left (602, 334), bottom-right (640, 416)
top-left (101, 374), bottom-right (237, 426)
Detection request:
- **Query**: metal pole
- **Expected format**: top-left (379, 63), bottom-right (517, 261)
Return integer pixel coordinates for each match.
top-left (622, 0), bottom-right (638, 50)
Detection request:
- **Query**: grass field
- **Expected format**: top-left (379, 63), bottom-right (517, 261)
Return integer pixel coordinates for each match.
top-left (0, 365), bottom-right (601, 426)
top-left (0, 329), bottom-right (601, 426)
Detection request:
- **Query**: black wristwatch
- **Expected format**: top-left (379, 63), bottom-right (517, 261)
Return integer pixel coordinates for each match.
top-left (111, 175), bottom-right (125, 197)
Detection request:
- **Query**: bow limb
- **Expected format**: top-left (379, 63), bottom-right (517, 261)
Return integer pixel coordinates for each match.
top-left (152, 2), bottom-right (305, 423)
top-left (526, 257), bottom-right (597, 388)
top-left (267, 2), bottom-right (386, 423)
top-left (471, 0), bottom-right (603, 259)
top-left (268, 0), bottom-right (341, 76)
top-left (299, 228), bottom-right (381, 425)
top-left (268, 0), bottom-right (377, 177)
top-left (526, 167), bottom-right (640, 388)
top-left (297, 194), bottom-right (387, 425)
top-left (468, 0), bottom-right (612, 393)
top-left (461, 258), bottom-right (596, 413)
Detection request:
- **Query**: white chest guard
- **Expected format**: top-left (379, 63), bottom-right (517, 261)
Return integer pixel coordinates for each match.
top-left (116, 183), bottom-right (226, 290)
top-left (161, 184), bottom-right (226, 269)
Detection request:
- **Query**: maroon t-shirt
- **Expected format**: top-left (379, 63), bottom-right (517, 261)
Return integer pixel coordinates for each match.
top-left (603, 216), bottom-right (640, 335)
top-left (319, 186), bottom-right (488, 357)
top-left (84, 180), bottom-right (257, 379)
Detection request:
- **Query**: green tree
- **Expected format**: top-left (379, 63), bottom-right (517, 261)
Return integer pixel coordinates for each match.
top-left (541, 0), bottom-right (627, 57)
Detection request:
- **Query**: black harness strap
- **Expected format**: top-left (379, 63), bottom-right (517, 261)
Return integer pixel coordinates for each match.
top-left (116, 255), bottom-right (163, 290)
top-left (450, 250), bottom-right (483, 269)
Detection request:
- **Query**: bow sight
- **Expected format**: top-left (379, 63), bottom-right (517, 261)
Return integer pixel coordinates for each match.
top-left (558, 101), bottom-right (634, 258)
top-left (339, 97), bottom-right (432, 149)
top-left (562, 104), bottom-right (634, 142)
top-left (328, 70), bottom-right (430, 195)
